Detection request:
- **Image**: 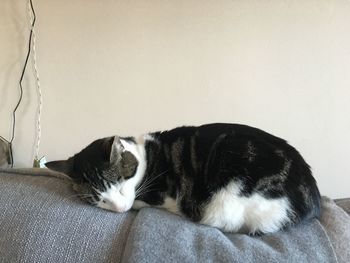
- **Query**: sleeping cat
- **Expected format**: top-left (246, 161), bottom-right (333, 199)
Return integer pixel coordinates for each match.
top-left (46, 123), bottom-right (321, 234)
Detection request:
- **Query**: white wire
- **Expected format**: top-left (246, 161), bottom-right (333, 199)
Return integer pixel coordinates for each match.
top-left (28, 0), bottom-right (42, 161)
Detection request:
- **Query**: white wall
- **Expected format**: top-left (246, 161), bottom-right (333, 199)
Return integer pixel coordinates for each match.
top-left (1, 0), bottom-right (349, 198)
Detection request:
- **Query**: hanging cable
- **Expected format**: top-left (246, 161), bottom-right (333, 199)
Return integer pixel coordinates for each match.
top-left (28, 0), bottom-right (43, 163)
top-left (8, 0), bottom-right (36, 167)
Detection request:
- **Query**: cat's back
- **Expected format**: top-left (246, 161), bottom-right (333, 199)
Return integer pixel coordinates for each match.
top-left (155, 123), bottom-right (289, 164)
top-left (149, 123), bottom-right (321, 234)
top-left (156, 123), bottom-right (287, 147)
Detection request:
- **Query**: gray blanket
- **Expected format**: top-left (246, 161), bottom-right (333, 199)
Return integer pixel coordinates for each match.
top-left (0, 168), bottom-right (349, 263)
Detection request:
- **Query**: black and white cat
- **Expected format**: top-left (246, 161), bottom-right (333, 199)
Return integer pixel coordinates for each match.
top-left (46, 123), bottom-right (321, 234)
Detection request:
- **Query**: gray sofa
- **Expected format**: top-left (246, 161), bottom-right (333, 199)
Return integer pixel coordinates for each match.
top-left (0, 168), bottom-right (349, 263)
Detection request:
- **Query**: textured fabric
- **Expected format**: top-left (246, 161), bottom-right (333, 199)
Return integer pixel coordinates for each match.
top-left (335, 198), bottom-right (350, 215)
top-left (0, 168), bottom-right (349, 263)
top-left (123, 208), bottom-right (338, 263)
top-left (320, 197), bottom-right (350, 263)
top-left (0, 169), bottom-right (136, 263)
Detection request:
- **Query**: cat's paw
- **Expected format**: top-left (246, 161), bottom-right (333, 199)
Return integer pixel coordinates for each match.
top-left (132, 200), bottom-right (150, 210)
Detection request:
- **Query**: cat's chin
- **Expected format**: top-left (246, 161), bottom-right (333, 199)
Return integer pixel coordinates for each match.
top-left (110, 207), bottom-right (130, 213)
top-left (100, 204), bottom-right (131, 213)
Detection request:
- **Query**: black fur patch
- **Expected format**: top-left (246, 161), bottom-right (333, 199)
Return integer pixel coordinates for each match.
top-left (137, 123), bottom-right (321, 224)
top-left (47, 123), bottom-right (321, 227)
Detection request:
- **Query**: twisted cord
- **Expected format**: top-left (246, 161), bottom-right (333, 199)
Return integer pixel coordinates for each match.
top-left (28, 0), bottom-right (42, 161)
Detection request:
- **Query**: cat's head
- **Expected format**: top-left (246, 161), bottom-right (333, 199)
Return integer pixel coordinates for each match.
top-left (46, 136), bottom-right (141, 213)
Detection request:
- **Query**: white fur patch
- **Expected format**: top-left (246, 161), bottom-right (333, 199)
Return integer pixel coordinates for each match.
top-left (98, 184), bottom-right (133, 212)
top-left (132, 200), bottom-right (150, 210)
top-left (200, 181), bottom-right (291, 234)
top-left (119, 138), bottom-right (147, 189)
top-left (159, 196), bottom-right (182, 215)
top-left (97, 137), bottom-right (148, 213)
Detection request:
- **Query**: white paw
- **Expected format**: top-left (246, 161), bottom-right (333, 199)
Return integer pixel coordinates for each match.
top-left (132, 200), bottom-right (150, 210)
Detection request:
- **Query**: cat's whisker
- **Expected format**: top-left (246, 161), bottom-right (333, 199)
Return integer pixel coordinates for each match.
top-left (135, 187), bottom-right (161, 198)
top-left (46, 123), bottom-right (321, 235)
top-left (140, 170), bottom-right (167, 187)
top-left (135, 183), bottom-right (154, 197)
top-left (135, 172), bottom-right (167, 197)
top-left (136, 170), bottom-right (168, 195)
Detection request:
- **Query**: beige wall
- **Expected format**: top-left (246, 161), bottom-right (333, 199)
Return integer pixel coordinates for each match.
top-left (1, 0), bottom-right (349, 198)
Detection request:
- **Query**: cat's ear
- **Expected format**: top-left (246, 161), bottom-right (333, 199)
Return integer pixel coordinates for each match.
top-left (119, 151), bottom-right (138, 178)
top-left (45, 157), bottom-right (74, 177)
top-left (109, 136), bottom-right (124, 164)
top-left (108, 136), bottom-right (138, 178)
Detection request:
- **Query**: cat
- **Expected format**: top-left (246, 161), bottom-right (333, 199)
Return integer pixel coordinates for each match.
top-left (46, 123), bottom-right (321, 234)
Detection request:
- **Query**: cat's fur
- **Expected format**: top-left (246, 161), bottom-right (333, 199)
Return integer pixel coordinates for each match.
top-left (46, 123), bottom-right (321, 234)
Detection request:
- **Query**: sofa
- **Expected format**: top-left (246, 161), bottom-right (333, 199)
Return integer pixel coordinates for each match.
top-left (0, 168), bottom-right (349, 262)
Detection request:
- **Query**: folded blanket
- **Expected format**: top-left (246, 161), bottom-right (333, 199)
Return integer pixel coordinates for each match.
top-left (0, 168), bottom-right (349, 263)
